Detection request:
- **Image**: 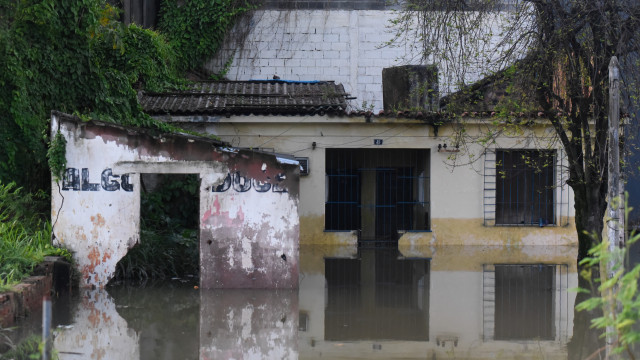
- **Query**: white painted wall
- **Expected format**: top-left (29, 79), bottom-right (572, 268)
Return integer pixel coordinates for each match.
top-left (207, 10), bottom-right (519, 112)
top-left (51, 113), bottom-right (300, 288)
top-left (170, 114), bottom-right (577, 246)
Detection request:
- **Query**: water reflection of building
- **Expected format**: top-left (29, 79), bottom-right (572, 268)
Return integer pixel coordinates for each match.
top-left (298, 245), bottom-right (577, 359)
top-left (199, 290), bottom-right (299, 359)
top-left (54, 289), bottom-right (141, 360)
top-left (483, 264), bottom-right (570, 342)
top-left (324, 250), bottom-right (429, 341)
top-left (50, 245), bottom-right (577, 359)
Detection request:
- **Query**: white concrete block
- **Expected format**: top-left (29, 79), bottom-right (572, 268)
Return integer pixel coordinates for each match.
top-left (331, 42), bottom-right (349, 51)
top-left (259, 66), bottom-right (276, 76)
top-left (339, 32), bottom-right (352, 43)
top-left (323, 50), bottom-right (340, 59)
top-left (365, 83), bottom-right (381, 92)
top-left (323, 34), bottom-right (340, 42)
top-left (359, 75), bottom-right (376, 84)
top-left (269, 58), bottom-right (285, 67)
top-left (300, 58), bottom-right (316, 67)
top-left (307, 34), bottom-right (324, 43)
top-left (315, 58), bottom-right (331, 67)
top-left (331, 58), bottom-right (350, 68)
top-left (285, 58), bottom-right (301, 67)
top-left (365, 66), bottom-right (380, 76)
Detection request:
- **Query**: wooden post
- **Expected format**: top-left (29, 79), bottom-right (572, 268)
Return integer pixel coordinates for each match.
top-left (605, 55), bottom-right (623, 358)
top-left (607, 56), bottom-right (623, 255)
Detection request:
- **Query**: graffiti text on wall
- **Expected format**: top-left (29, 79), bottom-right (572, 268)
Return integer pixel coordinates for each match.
top-left (62, 168), bottom-right (134, 192)
top-left (212, 172), bottom-right (288, 193)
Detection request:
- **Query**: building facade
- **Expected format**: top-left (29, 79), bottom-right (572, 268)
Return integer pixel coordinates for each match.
top-left (141, 80), bottom-right (578, 247)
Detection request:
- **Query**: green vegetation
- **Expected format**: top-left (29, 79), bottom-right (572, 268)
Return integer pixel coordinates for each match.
top-left (159, 0), bottom-right (255, 72)
top-left (1, 0), bottom-right (253, 191)
top-left (0, 334), bottom-right (44, 360)
top-left (0, 182), bottom-right (70, 291)
top-left (114, 175), bottom-right (199, 282)
top-left (0, 0), bottom-right (252, 287)
top-left (576, 198), bottom-right (640, 358)
top-left (0, 0), bottom-right (182, 193)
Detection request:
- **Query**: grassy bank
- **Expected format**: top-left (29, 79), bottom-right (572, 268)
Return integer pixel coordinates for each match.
top-left (0, 182), bottom-right (70, 292)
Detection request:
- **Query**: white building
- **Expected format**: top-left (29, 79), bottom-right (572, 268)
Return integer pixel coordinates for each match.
top-left (141, 79), bottom-right (577, 247)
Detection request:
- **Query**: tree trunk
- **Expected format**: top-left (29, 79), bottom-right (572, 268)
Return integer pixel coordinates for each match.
top-left (572, 182), bottom-right (608, 262)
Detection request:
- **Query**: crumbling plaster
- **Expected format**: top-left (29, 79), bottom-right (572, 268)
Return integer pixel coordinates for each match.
top-left (51, 112), bottom-right (299, 288)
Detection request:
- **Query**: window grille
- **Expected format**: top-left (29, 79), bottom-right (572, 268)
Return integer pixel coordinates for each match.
top-left (495, 150), bottom-right (555, 225)
top-left (325, 149), bottom-right (430, 243)
top-left (485, 149), bottom-right (571, 226)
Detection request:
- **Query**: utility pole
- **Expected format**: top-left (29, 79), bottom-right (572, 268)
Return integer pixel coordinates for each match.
top-left (608, 56), bottom-right (623, 259)
top-left (605, 55), bottom-right (623, 358)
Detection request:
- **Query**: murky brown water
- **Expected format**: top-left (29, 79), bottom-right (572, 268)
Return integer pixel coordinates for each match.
top-left (5, 245), bottom-right (582, 359)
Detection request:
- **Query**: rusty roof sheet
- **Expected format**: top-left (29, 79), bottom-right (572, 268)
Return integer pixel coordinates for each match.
top-left (139, 80), bottom-right (350, 116)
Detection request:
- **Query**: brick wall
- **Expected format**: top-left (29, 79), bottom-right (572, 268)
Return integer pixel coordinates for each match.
top-left (262, 0), bottom-right (388, 10)
top-left (207, 11), bottom-right (409, 112)
top-left (207, 10), bottom-right (509, 112)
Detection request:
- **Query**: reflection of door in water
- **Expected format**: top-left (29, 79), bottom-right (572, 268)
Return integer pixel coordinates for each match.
top-left (324, 249), bottom-right (430, 341)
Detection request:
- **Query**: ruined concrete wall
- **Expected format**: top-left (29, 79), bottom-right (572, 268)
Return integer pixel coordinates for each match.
top-left (51, 112), bottom-right (299, 288)
top-left (199, 155), bottom-right (300, 288)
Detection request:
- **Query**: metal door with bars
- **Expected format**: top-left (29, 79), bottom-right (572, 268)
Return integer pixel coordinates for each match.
top-left (325, 149), bottom-right (430, 246)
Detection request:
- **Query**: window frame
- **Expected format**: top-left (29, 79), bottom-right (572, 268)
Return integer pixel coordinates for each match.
top-left (494, 149), bottom-right (557, 226)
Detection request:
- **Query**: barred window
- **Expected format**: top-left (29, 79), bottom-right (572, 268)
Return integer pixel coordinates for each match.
top-left (495, 150), bottom-right (555, 225)
top-left (325, 149), bottom-right (430, 242)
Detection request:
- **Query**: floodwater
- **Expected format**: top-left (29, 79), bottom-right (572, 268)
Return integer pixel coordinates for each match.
top-left (6, 245), bottom-right (583, 359)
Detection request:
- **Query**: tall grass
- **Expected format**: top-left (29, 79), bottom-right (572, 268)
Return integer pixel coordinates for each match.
top-left (0, 182), bottom-right (70, 292)
top-left (113, 175), bottom-right (199, 282)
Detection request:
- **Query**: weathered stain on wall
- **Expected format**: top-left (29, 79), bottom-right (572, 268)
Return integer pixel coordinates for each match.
top-left (174, 116), bottom-right (578, 247)
top-left (399, 218), bottom-right (578, 247)
top-left (51, 111), bottom-right (299, 288)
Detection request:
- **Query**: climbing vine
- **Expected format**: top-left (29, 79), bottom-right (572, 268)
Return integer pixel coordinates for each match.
top-left (158, 0), bottom-right (256, 72)
top-left (47, 131), bottom-right (67, 183)
top-left (0, 0), bottom-right (246, 193)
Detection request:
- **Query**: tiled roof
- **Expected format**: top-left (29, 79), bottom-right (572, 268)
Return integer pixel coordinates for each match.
top-left (139, 80), bottom-right (350, 116)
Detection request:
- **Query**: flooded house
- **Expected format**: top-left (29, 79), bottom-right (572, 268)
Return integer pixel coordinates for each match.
top-left (132, 70), bottom-right (581, 357)
top-left (133, 77), bottom-right (580, 358)
top-left (38, 2), bottom-right (585, 358)
top-left (139, 76), bottom-right (578, 249)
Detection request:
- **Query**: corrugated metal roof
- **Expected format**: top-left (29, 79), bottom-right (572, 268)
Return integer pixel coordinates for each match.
top-left (139, 80), bottom-right (350, 116)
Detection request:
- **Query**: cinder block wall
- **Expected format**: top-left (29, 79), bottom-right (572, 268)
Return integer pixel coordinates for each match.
top-left (207, 9), bottom-right (506, 112)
